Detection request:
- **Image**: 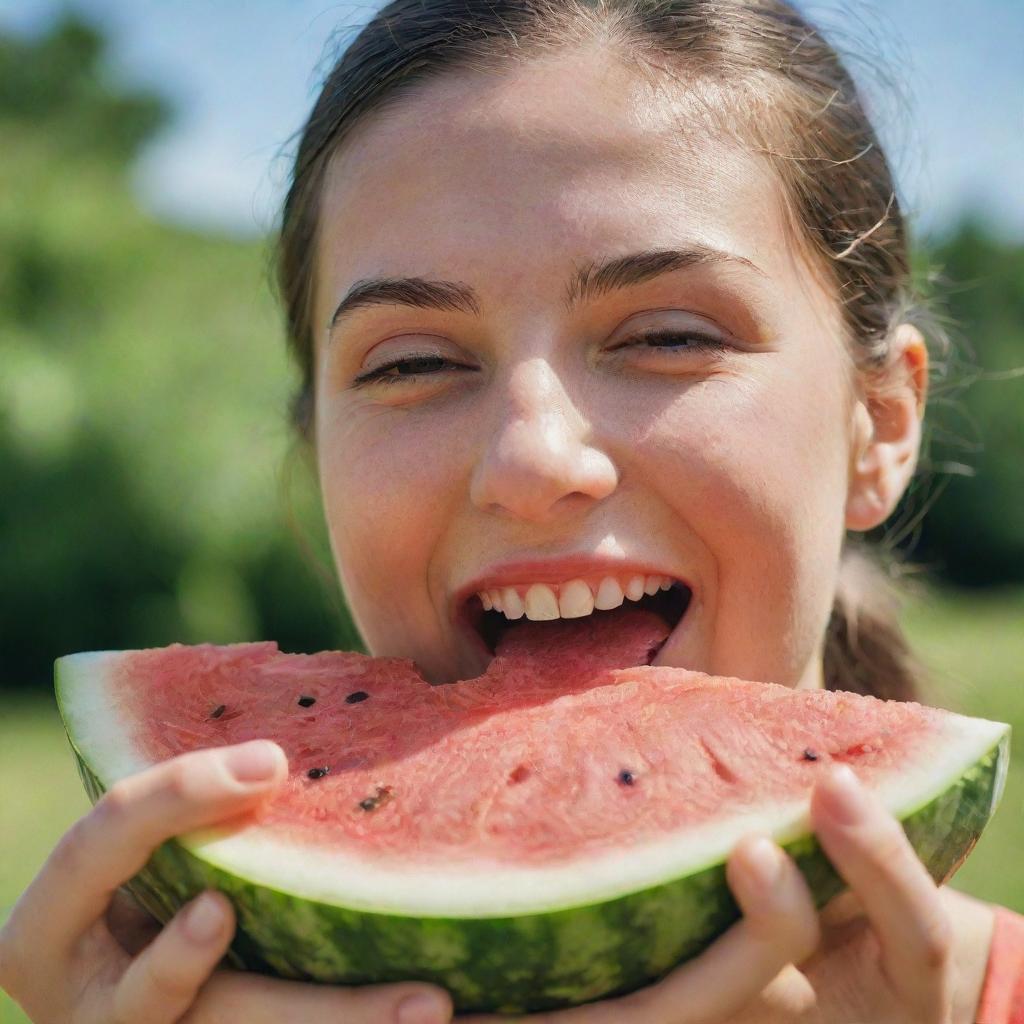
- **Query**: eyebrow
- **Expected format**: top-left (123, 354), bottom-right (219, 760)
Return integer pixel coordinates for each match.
top-left (326, 245), bottom-right (766, 338)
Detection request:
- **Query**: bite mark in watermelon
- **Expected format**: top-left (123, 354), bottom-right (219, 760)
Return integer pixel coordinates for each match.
top-left (55, 609), bottom-right (1009, 1014)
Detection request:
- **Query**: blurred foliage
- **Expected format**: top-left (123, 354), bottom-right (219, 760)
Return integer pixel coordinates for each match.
top-left (0, 13), bottom-right (169, 162)
top-left (907, 222), bottom-right (1024, 584)
top-left (1, 13), bottom-right (1022, 694)
top-left (0, 13), bottom-right (360, 693)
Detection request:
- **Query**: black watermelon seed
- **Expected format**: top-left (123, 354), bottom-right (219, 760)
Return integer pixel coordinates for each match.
top-left (617, 769), bottom-right (636, 786)
top-left (209, 704), bottom-right (226, 720)
top-left (345, 691), bottom-right (370, 704)
top-left (297, 695), bottom-right (316, 708)
top-left (359, 785), bottom-right (393, 811)
top-left (802, 748), bottom-right (819, 762)
top-left (307, 766), bottom-right (330, 780)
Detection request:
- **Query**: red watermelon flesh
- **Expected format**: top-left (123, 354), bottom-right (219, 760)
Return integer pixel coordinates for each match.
top-left (100, 608), bottom-right (978, 866)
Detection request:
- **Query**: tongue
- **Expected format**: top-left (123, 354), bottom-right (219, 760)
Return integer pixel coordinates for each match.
top-left (491, 604), bottom-right (671, 674)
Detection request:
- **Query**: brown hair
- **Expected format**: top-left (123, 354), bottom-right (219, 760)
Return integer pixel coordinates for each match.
top-left (275, 0), bottom-right (948, 701)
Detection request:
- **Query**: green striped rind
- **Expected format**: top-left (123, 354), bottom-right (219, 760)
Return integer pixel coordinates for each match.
top-left (68, 733), bottom-right (1008, 1015)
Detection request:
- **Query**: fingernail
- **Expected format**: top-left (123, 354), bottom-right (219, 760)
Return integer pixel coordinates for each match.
top-left (396, 991), bottom-right (450, 1024)
top-left (184, 892), bottom-right (225, 943)
top-left (820, 764), bottom-right (869, 825)
top-left (744, 836), bottom-right (783, 889)
top-left (225, 740), bottom-right (283, 783)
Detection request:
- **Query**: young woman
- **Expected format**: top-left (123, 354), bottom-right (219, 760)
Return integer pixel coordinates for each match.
top-left (3, 1), bottom-right (1021, 1021)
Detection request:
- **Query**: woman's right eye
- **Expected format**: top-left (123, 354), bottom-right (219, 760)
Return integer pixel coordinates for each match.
top-left (350, 354), bottom-right (468, 389)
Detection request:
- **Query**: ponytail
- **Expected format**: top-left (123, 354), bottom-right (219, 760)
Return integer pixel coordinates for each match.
top-left (823, 544), bottom-right (924, 702)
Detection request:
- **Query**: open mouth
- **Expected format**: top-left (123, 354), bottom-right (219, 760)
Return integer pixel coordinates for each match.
top-left (464, 581), bottom-right (693, 664)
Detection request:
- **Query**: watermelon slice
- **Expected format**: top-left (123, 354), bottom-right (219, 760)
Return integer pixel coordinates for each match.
top-left (55, 609), bottom-right (1009, 1014)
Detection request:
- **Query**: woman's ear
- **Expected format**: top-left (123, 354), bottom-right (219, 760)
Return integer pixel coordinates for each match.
top-left (845, 323), bottom-right (929, 532)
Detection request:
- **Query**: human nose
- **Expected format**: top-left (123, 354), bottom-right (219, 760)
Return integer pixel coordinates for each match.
top-left (469, 358), bottom-right (618, 523)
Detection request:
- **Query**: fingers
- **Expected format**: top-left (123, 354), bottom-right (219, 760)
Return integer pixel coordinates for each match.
top-left (112, 891), bottom-right (235, 1024)
top-left (459, 834), bottom-right (819, 1024)
top-left (20, 740), bottom-right (286, 954)
top-left (108, 890), bottom-right (453, 1024)
top-left (811, 764), bottom-right (953, 1019)
top-left (643, 834), bottom-right (821, 1021)
top-left (180, 972), bottom-right (453, 1024)
top-left (1, 741), bottom-right (456, 1024)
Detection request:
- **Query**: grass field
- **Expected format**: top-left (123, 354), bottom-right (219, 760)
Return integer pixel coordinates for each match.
top-left (1, 586), bottom-right (1022, 1021)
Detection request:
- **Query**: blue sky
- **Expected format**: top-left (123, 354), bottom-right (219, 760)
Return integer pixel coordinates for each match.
top-left (3, 0), bottom-right (1022, 241)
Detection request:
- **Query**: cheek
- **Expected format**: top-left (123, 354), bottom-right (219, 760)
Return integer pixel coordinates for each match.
top-left (647, 369), bottom-right (850, 520)
top-left (644, 369), bottom-right (851, 682)
top-left (316, 403), bottom-right (469, 626)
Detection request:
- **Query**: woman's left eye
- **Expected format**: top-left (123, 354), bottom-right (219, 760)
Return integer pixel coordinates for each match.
top-left (622, 328), bottom-right (727, 354)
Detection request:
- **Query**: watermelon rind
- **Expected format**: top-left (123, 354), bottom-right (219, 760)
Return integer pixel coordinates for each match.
top-left (55, 650), bottom-right (1010, 1014)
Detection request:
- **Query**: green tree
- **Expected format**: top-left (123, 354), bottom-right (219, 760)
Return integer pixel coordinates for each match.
top-left (908, 219), bottom-right (1024, 585)
top-left (0, 15), bottom-right (356, 693)
top-left (0, 12), bottom-right (170, 161)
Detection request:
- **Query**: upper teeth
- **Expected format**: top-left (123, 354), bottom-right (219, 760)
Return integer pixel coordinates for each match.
top-left (478, 574), bottom-right (674, 622)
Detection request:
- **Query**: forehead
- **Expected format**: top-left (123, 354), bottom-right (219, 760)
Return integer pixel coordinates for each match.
top-left (314, 45), bottom-right (829, 326)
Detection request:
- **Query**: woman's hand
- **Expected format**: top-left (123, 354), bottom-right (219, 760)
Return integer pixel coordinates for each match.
top-left (459, 765), bottom-right (960, 1023)
top-left (0, 741), bottom-right (453, 1024)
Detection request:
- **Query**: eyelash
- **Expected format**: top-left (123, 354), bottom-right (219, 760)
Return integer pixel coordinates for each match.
top-left (349, 329), bottom-right (726, 389)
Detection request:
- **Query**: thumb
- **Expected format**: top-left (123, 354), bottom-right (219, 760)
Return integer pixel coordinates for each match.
top-left (390, 986), bottom-right (455, 1023)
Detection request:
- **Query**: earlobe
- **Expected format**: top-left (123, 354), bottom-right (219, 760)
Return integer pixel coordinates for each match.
top-left (845, 323), bottom-right (929, 533)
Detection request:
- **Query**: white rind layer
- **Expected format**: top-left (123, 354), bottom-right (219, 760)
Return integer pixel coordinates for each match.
top-left (56, 650), bottom-right (1010, 917)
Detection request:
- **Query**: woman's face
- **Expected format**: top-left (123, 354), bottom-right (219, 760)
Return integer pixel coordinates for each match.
top-left (310, 46), bottom-right (877, 688)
